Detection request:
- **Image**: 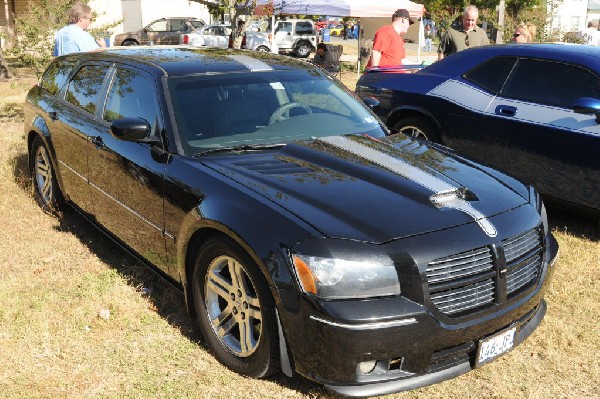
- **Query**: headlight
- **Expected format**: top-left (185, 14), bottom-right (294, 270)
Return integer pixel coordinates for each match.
top-left (292, 254), bottom-right (401, 299)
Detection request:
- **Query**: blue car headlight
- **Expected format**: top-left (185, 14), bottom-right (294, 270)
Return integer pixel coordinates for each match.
top-left (292, 254), bottom-right (401, 299)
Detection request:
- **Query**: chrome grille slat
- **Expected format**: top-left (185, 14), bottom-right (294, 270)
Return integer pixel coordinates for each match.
top-left (427, 228), bottom-right (543, 316)
top-left (426, 248), bottom-right (493, 284)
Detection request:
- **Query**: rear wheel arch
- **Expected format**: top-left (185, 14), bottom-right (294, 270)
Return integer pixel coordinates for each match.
top-left (122, 39), bottom-right (139, 46)
top-left (27, 130), bottom-right (67, 201)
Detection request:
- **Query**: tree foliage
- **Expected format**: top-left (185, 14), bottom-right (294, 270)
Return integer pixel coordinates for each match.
top-left (8, 0), bottom-right (119, 77)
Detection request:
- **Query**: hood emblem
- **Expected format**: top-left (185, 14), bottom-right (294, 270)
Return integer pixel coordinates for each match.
top-left (318, 136), bottom-right (497, 237)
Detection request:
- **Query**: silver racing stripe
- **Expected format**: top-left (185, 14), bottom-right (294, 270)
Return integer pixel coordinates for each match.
top-left (318, 136), bottom-right (498, 237)
top-left (227, 54), bottom-right (273, 71)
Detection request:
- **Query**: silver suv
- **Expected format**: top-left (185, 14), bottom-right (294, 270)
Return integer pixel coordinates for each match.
top-left (245, 19), bottom-right (317, 58)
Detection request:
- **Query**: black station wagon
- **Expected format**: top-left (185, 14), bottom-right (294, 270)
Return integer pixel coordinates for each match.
top-left (25, 47), bottom-right (558, 397)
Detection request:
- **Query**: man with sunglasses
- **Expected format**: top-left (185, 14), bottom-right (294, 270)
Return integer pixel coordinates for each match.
top-left (54, 2), bottom-right (106, 56)
top-left (438, 5), bottom-right (488, 60)
top-left (367, 9), bottom-right (413, 68)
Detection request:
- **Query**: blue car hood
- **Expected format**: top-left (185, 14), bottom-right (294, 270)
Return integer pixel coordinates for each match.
top-left (201, 134), bottom-right (529, 243)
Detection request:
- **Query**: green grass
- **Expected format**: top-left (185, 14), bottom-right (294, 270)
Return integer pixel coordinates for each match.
top-left (1, 71), bottom-right (598, 399)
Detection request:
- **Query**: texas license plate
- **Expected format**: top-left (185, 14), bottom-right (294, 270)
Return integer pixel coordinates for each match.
top-left (476, 327), bottom-right (517, 366)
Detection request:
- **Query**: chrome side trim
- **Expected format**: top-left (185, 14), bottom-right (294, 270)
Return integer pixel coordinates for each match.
top-left (310, 315), bottom-right (417, 330)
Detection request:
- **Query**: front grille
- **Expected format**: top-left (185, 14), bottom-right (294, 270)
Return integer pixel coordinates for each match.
top-left (504, 229), bottom-right (543, 295)
top-left (427, 228), bottom-right (544, 316)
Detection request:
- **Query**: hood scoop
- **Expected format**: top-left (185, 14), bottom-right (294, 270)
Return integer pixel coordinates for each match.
top-left (232, 157), bottom-right (312, 175)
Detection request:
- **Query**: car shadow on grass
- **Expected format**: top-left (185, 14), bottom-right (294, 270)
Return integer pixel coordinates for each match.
top-left (10, 149), bottom-right (337, 398)
top-left (547, 207), bottom-right (599, 242)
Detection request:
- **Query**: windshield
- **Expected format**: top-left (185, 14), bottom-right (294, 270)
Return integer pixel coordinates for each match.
top-left (167, 69), bottom-right (386, 155)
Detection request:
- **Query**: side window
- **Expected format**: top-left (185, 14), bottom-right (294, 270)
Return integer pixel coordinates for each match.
top-left (295, 22), bottom-right (313, 35)
top-left (278, 22), bottom-right (292, 33)
top-left (147, 19), bottom-right (168, 32)
top-left (501, 59), bottom-right (600, 108)
top-left (463, 57), bottom-right (516, 94)
top-left (65, 65), bottom-right (107, 114)
top-left (103, 67), bottom-right (160, 133)
top-left (190, 20), bottom-right (205, 29)
top-left (170, 19), bottom-right (185, 32)
top-left (40, 59), bottom-right (77, 95)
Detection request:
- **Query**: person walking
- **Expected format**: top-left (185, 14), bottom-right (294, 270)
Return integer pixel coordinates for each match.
top-left (53, 2), bottom-right (105, 56)
top-left (437, 5), bottom-right (488, 60)
top-left (367, 9), bottom-right (413, 68)
top-left (582, 21), bottom-right (600, 46)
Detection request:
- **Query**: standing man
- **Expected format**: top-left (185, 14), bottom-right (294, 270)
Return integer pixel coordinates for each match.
top-left (437, 5), bottom-right (488, 60)
top-left (367, 9), bottom-right (413, 68)
top-left (582, 21), bottom-right (600, 46)
top-left (54, 2), bottom-right (105, 56)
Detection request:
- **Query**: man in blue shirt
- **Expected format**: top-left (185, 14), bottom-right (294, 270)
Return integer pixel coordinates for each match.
top-left (54, 2), bottom-right (105, 56)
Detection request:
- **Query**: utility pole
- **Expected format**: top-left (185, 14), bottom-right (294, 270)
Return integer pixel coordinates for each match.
top-left (497, 0), bottom-right (505, 43)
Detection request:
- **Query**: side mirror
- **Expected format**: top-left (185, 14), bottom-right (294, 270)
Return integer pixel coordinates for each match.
top-left (362, 97), bottom-right (381, 111)
top-left (110, 117), bottom-right (151, 141)
top-left (573, 97), bottom-right (600, 124)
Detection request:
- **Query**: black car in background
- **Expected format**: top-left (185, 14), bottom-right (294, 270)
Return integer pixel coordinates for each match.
top-left (25, 47), bottom-right (558, 397)
top-left (356, 44), bottom-right (600, 219)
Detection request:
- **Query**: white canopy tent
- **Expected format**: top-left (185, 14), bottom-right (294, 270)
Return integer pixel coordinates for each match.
top-left (253, 0), bottom-right (426, 69)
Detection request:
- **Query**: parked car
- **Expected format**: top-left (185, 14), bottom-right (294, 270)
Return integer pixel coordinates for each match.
top-left (180, 24), bottom-right (232, 48)
top-left (114, 17), bottom-right (205, 46)
top-left (245, 19), bottom-right (317, 57)
top-left (356, 43), bottom-right (600, 218)
top-left (25, 47), bottom-right (557, 397)
top-left (328, 24), bottom-right (345, 36)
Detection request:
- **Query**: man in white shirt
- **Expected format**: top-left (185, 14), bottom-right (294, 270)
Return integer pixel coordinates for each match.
top-left (582, 21), bottom-right (600, 46)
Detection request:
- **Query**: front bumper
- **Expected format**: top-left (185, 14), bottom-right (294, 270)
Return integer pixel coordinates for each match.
top-left (278, 207), bottom-right (559, 397)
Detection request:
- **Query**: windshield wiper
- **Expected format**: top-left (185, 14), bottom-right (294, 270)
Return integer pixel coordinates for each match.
top-left (194, 143), bottom-right (285, 157)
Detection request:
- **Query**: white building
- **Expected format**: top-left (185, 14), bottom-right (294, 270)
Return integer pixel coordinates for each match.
top-left (548, 0), bottom-right (598, 36)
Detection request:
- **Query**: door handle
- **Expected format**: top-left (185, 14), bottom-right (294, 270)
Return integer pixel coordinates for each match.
top-left (48, 111), bottom-right (59, 121)
top-left (495, 105), bottom-right (517, 117)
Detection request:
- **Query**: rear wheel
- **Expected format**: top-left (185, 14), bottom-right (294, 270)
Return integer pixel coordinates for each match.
top-left (29, 135), bottom-right (64, 215)
top-left (393, 116), bottom-right (441, 143)
top-left (192, 236), bottom-right (279, 377)
top-left (122, 39), bottom-right (138, 46)
top-left (256, 45), bottom-right (270, 53)
top-left (294, 42), bottom-right (311, 58)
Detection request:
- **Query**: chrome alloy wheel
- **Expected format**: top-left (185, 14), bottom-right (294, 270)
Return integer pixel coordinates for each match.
top-left (399, 125), bottom-right (429, 140)
top-left (34, 145), bottom-right (53, 205)
top-left (204, 255), bottom-right (262, 357)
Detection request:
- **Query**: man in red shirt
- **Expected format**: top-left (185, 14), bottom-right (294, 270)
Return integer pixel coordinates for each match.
top-left (368, 8), bottom-right (413, 67)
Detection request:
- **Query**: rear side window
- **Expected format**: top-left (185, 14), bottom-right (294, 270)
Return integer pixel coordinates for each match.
top-left (103, 67), bottom-right (160, 133)
top-left (463, 57), bottom-right (516, 94)
top-left (65, 64), bottom-right (107, 114)
top-left (295, 22), bottom-right (313, 35)
top-left (40, 59), bottom-right (76, 95)
top-left (501, 59), bottom-right (600, 108)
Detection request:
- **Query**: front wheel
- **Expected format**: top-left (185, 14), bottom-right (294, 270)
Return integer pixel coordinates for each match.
top-left (192, 236), bottom-right (279, 377)
top-left (256, 45), bottom-right (270, 53)
top-left (393, 116), bottom-right (441, 143)
top-left (29, 135), bottom-right (64, 215)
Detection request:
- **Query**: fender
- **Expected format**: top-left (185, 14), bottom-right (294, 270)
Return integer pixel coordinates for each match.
top-left (386, 104), bottom-right (444, 133)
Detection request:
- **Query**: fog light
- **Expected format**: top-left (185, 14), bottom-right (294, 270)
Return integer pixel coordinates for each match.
top-left (358, 360), bottom-right (377, 374)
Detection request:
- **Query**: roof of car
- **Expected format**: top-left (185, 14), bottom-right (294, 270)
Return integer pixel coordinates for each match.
top-left (424, 43), bottom-right (600, 77)
top-left (67, 46), bottom-right (314, 77)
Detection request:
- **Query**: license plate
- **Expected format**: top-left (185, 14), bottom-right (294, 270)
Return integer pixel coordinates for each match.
top-left (476, 327), bottom-right (517, 366)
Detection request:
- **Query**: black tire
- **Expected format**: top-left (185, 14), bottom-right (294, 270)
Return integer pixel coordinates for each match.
top-left (122, 39), bottom-right (138, 46)
top-left (29, 135), bottom-right (64, 215)
top-left (192, 236), bottom-right (280, 377)
top-left (294, 42), bottom-right (311, 58)
top-left (256, 45), bottom-right (270, 53)
top-left (393, 116), bottom-right (442, 143)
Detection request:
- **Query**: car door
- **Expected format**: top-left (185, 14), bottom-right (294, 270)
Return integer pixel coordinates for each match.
top-left (166, 19), bottom-right (189, 44)
top-left (87, 65), bottom-right (171, 275)
top-left (142, 18), bottom-right (168, 44)
top-left (482, 58), bottom-right (600, 209)
top-left (275, 21), bottom-right (294, 50)
top-left (50, 62), bottom-right (111, 213)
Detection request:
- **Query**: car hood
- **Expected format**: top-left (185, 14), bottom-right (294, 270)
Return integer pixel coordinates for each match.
top-left (200, 134), bottom-right (529, 243)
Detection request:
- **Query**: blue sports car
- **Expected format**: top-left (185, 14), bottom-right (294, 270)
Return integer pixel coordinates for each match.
top-left (356, 44), bottom-right (600, 218)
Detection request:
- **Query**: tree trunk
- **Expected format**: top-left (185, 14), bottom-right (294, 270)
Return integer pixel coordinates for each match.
top-left (4, 0), bottom-right (15, 46)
